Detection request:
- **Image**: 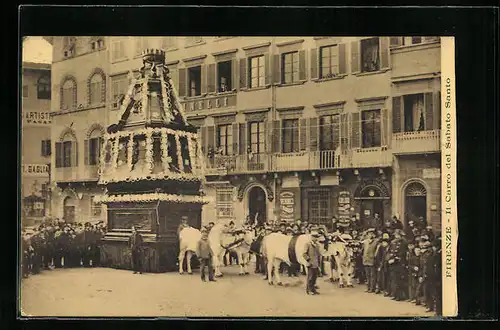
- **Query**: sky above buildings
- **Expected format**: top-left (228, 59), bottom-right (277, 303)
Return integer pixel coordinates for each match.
top-left (22, 37), bottom-right (52, 64)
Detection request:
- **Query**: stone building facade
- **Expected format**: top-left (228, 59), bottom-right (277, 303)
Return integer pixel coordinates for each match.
top-left (49, 36), bottom-right (442, 231)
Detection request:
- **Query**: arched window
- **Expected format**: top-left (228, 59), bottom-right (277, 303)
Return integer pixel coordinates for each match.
top-left (55, 130), bottom-right (78, 168)
top-left (89, 73), bottom-right (103, 105)
top-left (61, 78), bottom-right (76, 110)
top-left (404, 181), bottom-right (428, 227)
top-left (85, 126), bottom-right (104, 166)
top-left (37, 75), bottom-right (51, 100)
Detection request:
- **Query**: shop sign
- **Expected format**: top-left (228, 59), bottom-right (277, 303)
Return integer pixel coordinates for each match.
top-left (279, 191), bottom-right (295, 221)
top-left (338, 190), bottom-right (351, 224)
top-left (23, 111), bottom-right (52, 126)
top-left (423, 168), bottom-right (441, 179)
top-left (22, 164), bottom-right (50, 177)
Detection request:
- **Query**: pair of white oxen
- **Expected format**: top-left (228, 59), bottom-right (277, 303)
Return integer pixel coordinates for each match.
top-left (178, 224), bottom-right (356, 288)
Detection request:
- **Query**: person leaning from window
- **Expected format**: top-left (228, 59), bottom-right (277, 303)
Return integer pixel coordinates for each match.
top-left (128, 225), bottom-right (144, 274)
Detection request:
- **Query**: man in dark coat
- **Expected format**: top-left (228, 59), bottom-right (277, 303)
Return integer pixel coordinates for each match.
top-left (128, 225), bottom-right (144, 274)
top-left (432, 236), bottom-right (442, 315)
top-left (302, 231), bottom-right (321, 295)
top-left (386, 229), bottom-right (409, 301)
top-left (374, 233), bottom-right (390, 294)
top-left (391, 216), bottom-right (404, 230)
top-left (196, 228), bottom-right (216, 282)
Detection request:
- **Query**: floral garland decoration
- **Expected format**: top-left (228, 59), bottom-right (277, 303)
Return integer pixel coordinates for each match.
top-left (167, 75), bottom-right (188, 125)
top-left (145, 128), bottom-right (154, 174)
top-left (174, 132), bottom-right (183, 172)
top-left (94, 193), bottom-right (212, 204)
top-left (160, 71), bottom-right (174, 123)
top-left (106, 127), bottom-right (193, 141)
top-left (160, 128), bottom-right (172, 173)
top-left (98, 170), bottom-right (202, 185)
top-left (99, 136), bottom-right (108, 177)
top-left (140, 78), bottom-right (148, 114)
top-left (112, 138), bottom-right (119, 170)
top-left (196, 137), bottom-right (208, 179)
top-left (186, 136), bottom-right (195, 174)
top-left (127, 133), bottom-right (134, 171)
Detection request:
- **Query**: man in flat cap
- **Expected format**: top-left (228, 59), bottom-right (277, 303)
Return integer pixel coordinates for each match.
top-left (197, 228), bottom-right (216, 282)
top-left (386, 229), bottom-right (409, 301)
top-left (128, 225), bottom-right (144, 274)
top-left (302, 230), bottom-right (322, 295)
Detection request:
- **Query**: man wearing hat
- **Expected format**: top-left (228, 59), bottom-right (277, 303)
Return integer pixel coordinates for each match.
top-left (128, 225), bottom-right (144, 274)
top-left (362, 228), bottom-right (379, 293)
top-left (302, 230), bottom-right (322, 295)
top-left (406, 239), bottom-right (420, 302)
top-left (386, 229), bottom-right (409, 301)
top-left (416, 235), bottom-right (433, 310)
top-left (374, 232), bottom-right (390, 294)
top-left (431, 236), bottom-right (442, 315)
top-left (196, 228), bottom-right (216, 282)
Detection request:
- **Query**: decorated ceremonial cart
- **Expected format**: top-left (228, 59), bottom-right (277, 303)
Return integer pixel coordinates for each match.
top-left (96, 48), bottom-right (209, 272)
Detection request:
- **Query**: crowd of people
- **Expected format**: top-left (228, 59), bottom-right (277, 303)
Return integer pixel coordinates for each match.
top-left (21, 219), bottom-right (106, 278)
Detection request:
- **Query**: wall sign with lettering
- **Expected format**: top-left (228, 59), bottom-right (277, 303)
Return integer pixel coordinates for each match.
top-left (22, 164), bottom-right (50, 177)
top-left (23, 112), bottom-right (52, 125)
top-left (279, 191), bottom-right (295, 222)
top-left (337, 190), bottom-right (351, 225)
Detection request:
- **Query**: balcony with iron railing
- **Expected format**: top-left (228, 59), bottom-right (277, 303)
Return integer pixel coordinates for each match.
top-left (392, 129), bottom-right (441, 155)
top-left (271, 151), bottom-right (310, 172)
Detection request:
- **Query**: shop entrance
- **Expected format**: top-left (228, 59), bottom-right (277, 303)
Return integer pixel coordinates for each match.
top-left (63, 196), bottom-right (76, 222)
top-left (358, 188), bottom-right (386, 228)
top-left (404, 182), bottom-right (427, 226)
top-left (248, 186), bottom-right (267, 225)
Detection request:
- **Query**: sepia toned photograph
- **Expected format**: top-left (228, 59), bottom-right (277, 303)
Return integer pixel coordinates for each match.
top-left (19, 35), bottom-right (456, 318)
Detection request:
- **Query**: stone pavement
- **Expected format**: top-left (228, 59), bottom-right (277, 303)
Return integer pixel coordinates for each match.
top-left (20, 265), bottom-right (434, 318)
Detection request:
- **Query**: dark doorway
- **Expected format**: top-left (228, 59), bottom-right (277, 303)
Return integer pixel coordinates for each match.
top-left (360, 199), bottom-right (384, 228)
top-left (248, 186), bottom-right (267, 225)
top-left (404, 182), bottom-right (427, 227)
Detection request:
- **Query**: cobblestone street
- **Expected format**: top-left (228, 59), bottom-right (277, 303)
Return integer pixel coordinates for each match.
top-left (20, 264), bottom-right (433, 317)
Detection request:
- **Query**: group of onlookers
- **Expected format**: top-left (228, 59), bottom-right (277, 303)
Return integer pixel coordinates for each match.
top-left (21, 218), bottom-right (106, 278)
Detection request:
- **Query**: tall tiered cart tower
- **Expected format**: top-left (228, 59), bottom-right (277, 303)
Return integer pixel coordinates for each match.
top-left (97, 49), bottom-right (207, 272)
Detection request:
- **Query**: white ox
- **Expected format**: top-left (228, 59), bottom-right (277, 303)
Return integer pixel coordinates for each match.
top-left (209, 224), bottom-right (255, 277)
top-left (178, 226), bottom-right (202, 274)
top-left (260, 233), bottom-right (331, 286)
top-left (328, 240), bottom-right (356, 288)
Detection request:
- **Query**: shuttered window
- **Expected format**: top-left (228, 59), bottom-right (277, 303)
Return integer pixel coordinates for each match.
top-left (62, 141), bottom-right (73, 167)
top-left (188, 66), bottom-right (202, 97)
top-left (320, 114), bottom-right (340, 151)
top-left (88, 137), bottom-right (102, 165)
top-left (249, 121), bottom-right (265, 154)
top-left (216, 186), bottom-right (234, 219)
top-left (111, 40), bottom-right (126, 61)
top-left (282, 119), bottom-right (299, 153)
top-left (361, 109), bottom-right (381, 148)
top-left (37, 76), bottom-right (51, 100)
top-left (111, 74), bottom-right (128, 101)
top-left (249, 55), bottom-right (265, 88)
top-left (281, 51), bottom-right (299, 84)
top-left (41, 140), bottom-right (51, 157)
top-left (89, 73), bottom-right (103, 105)
top-left (217, 60), bottom-right (232, 92)
top-left (217, 124), bottom-right (233, 155)
top-left (61, 79), bottom-right (76, 110)
top-left (403, 93), bottom-right (425, 132)
top-left (320, 45), bottom-right (339, 78)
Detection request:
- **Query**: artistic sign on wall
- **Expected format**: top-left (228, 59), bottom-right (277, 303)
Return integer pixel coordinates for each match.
top-left (23, 111), bottom-right (52, 125)
top-left (279, 191), bottom-right (295, 222)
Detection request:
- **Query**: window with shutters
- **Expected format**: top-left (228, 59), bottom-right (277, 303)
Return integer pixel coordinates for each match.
top-left (249, 121), bottom-right (265, 154)
top-left (216, 186), bottom-right (234, 219)
top-left (217, 60), bottom-right (232, 92)
top-left (62, 141), bottom-right (73, 167)
top-left (135, 37), bottom-right (150, 56)
top-left (88, 137), bottom-right (102, 165)
top-left (361, 37), bottom-right (380, 73)
top-left (403, 93), bottom-right (426, 132)
top-left (320, 45), bottom-right (339, 78)
top-left (188, 66), bottom-right (201, 96)
top-left (217, 124), bottom-right (233, 155)
top-left (361, 109), bottom-right (381, 148)
top-left (90, 38), bottom-right (104, 51)
top-left (61, 79), bottom-right (76, 110)
top-left (90, 196), bottom-right (102, 217)
top-left (111, 74), bottom-right (128, 103)
top-left (37, 75), bottom-right (51, 99)
top-left (22, 85), bottom-right (29, 98)
top-left (111, 39), bottom-right (126, 62)
top-left (320, 114), bottom-right (340, 151)
top-left (308, 189), bottom-right (331, 225)
top-left (41, 139), bottom-right (51, 157)
top-left (249, 55), bottom-right (265, 88)
top-left (281, 51), bottom-right (299, 84)
top-left (282, 119), bottom-right (299, 153)
top-left (89, 73), bottom-right (103, 105)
